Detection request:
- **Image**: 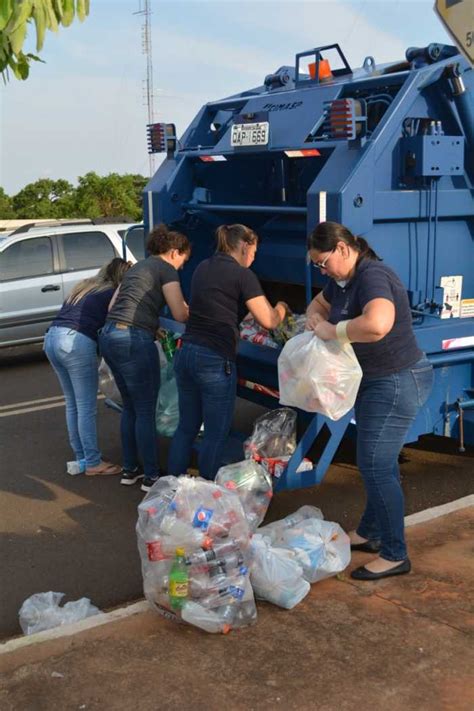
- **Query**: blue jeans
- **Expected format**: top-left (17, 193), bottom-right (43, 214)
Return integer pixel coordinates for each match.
top-left (168, 342), bottom-right (237, 479)
top-left (99, 322), bottom-right (161, 478)
top-left (44, 326), bottom-right (101, 467)
top-left (355, 356), bottom-right (434, 561)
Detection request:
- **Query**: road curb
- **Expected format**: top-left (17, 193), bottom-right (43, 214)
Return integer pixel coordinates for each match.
top-left (1, 495), bottom-right (472, 674)
top-left (404, 494), bottom-right (473, 527)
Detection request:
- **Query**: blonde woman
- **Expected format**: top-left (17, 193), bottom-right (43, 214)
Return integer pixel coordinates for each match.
top-left (44, 257), bottom-right (130, 476)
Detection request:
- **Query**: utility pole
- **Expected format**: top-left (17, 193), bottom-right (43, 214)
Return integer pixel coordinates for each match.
top-left (135, 0), bottom-right (155, 176)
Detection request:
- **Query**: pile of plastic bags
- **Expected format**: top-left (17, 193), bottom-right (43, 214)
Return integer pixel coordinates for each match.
top-left (136, 475), bottom-right (257, 634)
top-left (137, 473), bottom-right (351, 633)
top-left (251, 506), bottom-right (350, 609)
top-left (278, 332), bottom-right (362, 420)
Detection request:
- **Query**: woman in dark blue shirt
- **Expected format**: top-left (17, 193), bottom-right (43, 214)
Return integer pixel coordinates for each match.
top-left (44, 257), bottom-right (130, 476)
top-left (306, 222), bottom-right (433, 581)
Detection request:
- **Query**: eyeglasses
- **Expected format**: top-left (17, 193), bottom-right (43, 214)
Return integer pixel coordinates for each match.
top-left (312, 248), bottom-right (335, 270)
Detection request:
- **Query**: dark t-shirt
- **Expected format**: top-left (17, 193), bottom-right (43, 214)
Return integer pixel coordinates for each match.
top-left (322, 258), bottom-right (422, 377)
top-left (184, 253), bottom-right (265, 360)
top-left (108, 256), bottom-right (179, 334)
top-left (52, 288), bottom-right (114, 343)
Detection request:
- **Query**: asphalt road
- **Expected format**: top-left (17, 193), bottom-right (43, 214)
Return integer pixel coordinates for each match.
top-left (1, 345), bottom-right (473, 640)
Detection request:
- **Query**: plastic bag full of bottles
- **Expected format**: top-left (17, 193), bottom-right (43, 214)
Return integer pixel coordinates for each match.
top-left (136, 475), bottom-right (257, 634)
top-left (215, 459), bottom-right (273, 533)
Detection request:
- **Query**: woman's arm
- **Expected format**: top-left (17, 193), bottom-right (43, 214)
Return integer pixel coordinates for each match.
top-left (246, 296), bottom-right (286, 330)
top-left (162, 282), bottom-right (189, 322)
top-left (313, 298), bottom-right (395, 343)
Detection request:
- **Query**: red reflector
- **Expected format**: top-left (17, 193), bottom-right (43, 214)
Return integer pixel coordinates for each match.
top-left (284, 149), bottom-right (321, 158)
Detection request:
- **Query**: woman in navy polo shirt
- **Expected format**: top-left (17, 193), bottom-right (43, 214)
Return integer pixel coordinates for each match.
top-left (168, 223), bottom-right (287, 481)
top-left (306, 221), bottom-right (433, 581)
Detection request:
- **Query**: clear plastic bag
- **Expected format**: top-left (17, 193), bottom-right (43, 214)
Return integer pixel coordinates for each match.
top-left (98, 358), bottom-right (121, 404)
top-left (260, 514), bottom-right (351, 584)
top-left (258, 505), bottom-right (323, 542)
top-left (136, 475), bottom-right (256, 633)
top-left (215, 460), bottom-right (273, 532)
top-left (156, 360), bottom-right (179, 437)
top-left (19, 592), bottom-right (100, 635)
top-left (250, 534), bottom-right (310, 609)
top-left (278, 332), bottom-right (362, 420)
top-left (244, 408), bottom-right (297, 460)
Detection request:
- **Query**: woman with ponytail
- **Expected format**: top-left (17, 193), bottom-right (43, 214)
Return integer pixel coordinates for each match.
top-left (168, 224), bottom-right (287, 480)
top-left (99, 224), bottom-right (190, 492)
top-left (44, 257), bottom-right (130, 477)
top-left (306, 221), bottom-right (433, 580)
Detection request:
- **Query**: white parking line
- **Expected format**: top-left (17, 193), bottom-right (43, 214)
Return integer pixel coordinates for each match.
top-left (0, 395), bottom-right (65, 411)
top-left (0, 395), bottom-right (106, 418)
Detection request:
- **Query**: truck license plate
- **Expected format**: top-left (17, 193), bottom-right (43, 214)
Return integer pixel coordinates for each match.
top-left (231, 121), bottom-right (269, 147)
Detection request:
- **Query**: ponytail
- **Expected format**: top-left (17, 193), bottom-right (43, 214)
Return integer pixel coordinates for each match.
top-left (354, 235), bottom-right (380, 261)
top-left (215, 224), bottom-right (258, 254)
top-left (308, 221), bottom-right (381, 261)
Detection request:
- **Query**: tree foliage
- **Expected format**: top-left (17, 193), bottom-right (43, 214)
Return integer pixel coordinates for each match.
top-left (74, 172), bottom-right (147, 221)
top-left (0, 187), bottom-right (15, 218)
top-left (12, 178), bottom-right (76, 218)
top-left (0, 0), bottom-right (90, 81)
top-left (0, 172), bottom-right (147, 221)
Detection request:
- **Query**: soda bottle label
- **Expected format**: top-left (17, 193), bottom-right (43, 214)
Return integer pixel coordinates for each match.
top-left (169, 580), bottom-right (188, 598)
top-left (192, 506), bottom-right (214, 530)
top-left (147, 541), bottom-right (167, 562)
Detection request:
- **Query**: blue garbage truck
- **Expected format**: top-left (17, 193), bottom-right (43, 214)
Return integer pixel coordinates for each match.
top-left (143, 42), bottom-right (474, 490)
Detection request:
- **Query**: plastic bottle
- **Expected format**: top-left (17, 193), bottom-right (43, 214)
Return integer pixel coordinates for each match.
top-left (187, 537), bottom-right (241, 566)
top-left (161, 332), bottom-right (176, 361)
top-left (168, 547), bottom-right (189, 610)
top-left (181, 601), bottom-right (230, 634)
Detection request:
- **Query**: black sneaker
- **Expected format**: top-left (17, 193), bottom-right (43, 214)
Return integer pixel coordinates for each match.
top-left (120, 467), bottom-right (144, 486)
top-left (140, 476), bottom-right (160, 493)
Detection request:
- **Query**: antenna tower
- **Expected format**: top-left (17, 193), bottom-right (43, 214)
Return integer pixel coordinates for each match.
top-left (136, 0), bottom-right (155, 175)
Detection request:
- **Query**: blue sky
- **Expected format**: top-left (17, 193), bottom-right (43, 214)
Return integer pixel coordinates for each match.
top-left (0, 0), bottom-right (451, 195)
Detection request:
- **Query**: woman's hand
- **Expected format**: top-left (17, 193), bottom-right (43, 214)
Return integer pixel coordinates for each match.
top-left (305, 312), bottom-right (326, 331)
top-left (313, 320), bottom-right (337, 341)
top-left (275, 301), bottom-right (289, 322)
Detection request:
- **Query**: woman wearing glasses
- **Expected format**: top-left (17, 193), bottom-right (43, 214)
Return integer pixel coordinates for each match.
top-left (306, 221), bottom-right (433, 581)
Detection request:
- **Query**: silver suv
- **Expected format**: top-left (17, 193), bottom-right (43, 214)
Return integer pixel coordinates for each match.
top-left (0, 221), bottom-right (145, 348)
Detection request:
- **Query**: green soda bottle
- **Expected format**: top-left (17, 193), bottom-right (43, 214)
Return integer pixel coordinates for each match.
top-left (169, 547), bottom-right (189, 610)
top-left (162, 331), bottom-right (176, 361)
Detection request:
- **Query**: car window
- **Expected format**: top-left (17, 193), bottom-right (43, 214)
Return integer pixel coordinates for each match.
top-left (119, 227), bottom-right (145, 260)
top-left (61, 231), bottom-right (116, 271)
top-left (0, 237), bottom-right (54, 281)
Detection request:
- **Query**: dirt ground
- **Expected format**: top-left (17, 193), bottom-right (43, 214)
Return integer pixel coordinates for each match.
top-left (1, 507), bottom-right (473, 711)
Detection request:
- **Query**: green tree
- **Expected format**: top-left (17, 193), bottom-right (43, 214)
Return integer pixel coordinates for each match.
top-left (0, 187), bottom-right (15, 218)
top-left (12, 178), bottom-right (76, 218)
top-left (74, 172), bottom-right (147, 221)
top-left (0, 0), bottom-right (90, 81)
